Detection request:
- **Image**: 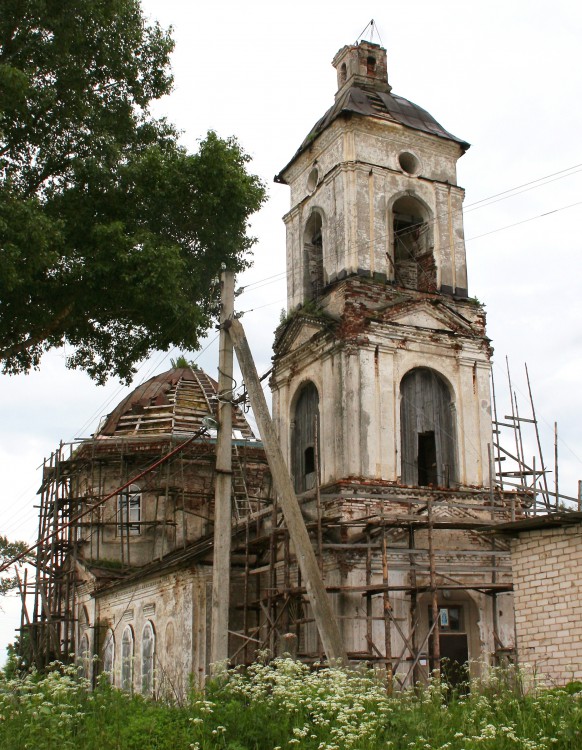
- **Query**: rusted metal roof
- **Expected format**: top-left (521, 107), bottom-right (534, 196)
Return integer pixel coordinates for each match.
top-left (492, 511), bottom-right (582, 534)
top-left (97, 367), bottom-right (255, 439)
top-left (276, 85), bottom-right (469, 182)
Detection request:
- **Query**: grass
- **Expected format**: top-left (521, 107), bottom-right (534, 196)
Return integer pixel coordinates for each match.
top-left (0, 657), bottom-right (581, 749)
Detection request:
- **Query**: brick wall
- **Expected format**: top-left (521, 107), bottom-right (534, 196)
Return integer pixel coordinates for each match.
top-left (511, 524), bottom-right (582, 684)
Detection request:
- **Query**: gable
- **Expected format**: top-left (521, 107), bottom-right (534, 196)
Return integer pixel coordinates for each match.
top-left (378, 300), bottom-right (476, 335)
top-left (390, 307), bottom-right (455, 331)
top-left (274, 314), bottom-right (330, 356)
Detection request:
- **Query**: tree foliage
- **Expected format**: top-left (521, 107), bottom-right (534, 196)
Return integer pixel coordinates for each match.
top-left (0, 535), bottom-right (28, 596)
top-left (0, 0), bottom-right (266, 383)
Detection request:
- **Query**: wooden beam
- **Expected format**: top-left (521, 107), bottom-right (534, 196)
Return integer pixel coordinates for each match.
top-left (226, 317), bottom-right (347, 664)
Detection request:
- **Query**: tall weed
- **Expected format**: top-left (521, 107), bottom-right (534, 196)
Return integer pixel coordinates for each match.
top-left (0, 658), bottom-right (581, 749)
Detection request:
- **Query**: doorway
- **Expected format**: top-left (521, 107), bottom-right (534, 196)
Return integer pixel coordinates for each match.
top-left (418, 431), bottom-right (437, 486)
top-left (429, 605), bottom-right (469, 686)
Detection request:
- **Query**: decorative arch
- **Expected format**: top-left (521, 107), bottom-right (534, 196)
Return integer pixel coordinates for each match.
top-left (165, 621), bottom-right (175, 655)
top-left (141, 621), bottom-right (155, 696)
top-left (291, 381), bottom-right (320, 493)
top-left (390, 194), bottom-right (435, 292)
top-left (400, 368), bottom-right (456, 487)
top-left (102, 628), bottom-right (115, 683)
top-left (303, 209), bottom-right (324, 302)
top-left (121, 625), bottom-right (134, 692)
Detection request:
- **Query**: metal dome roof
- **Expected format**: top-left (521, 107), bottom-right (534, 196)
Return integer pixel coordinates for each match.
top-left (97, 367), bottom-right (255, 439)
top-left (276, 85), bottom-right (469, 182)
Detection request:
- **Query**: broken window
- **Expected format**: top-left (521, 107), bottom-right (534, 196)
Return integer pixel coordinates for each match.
top-left (141, 621), bottom-right (155, 696)
top-left (121, 625), bottom-right (134, 692)
top-left (117, 484), bottom-right (141, 536)
top-left (391, 196), bottom-right (435, 292)
top-left (291, 382), bottom-right (320, 493)
top-left (400, 368), bottom-right (456, 487)
top-left (303, 211), bottom-right (324, 302)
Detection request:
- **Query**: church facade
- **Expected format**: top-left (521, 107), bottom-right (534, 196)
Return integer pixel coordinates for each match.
top-left (28, 40), bottom-right (528, 696)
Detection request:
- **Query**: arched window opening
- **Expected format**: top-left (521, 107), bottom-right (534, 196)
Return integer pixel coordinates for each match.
top-left (400, 369), bottom-right (456, 488)
top-left (340, 62), bottom-right (347, 84)
top-left (392, 196), bottom-right (435, 292)
top-left (303, 212), bottom-right (324, 302)
top-left (141, 621), bottom-right (155, 696)
top-left (117, 484), bottom-right (141, 536)
top-left (291, 383), bottom-right (320, 493)
top-left (102, 628), bottom-right (115, 683)
top-left (78, 633), bottom-right (90, 680)
top-left (121, 626), bottom-right (134, 692)
top-left (367, 55), bottom-right (376, 75)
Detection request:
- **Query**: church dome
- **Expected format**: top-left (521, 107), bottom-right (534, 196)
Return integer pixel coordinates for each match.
top-left (97, 366), bottom-right (255, 439)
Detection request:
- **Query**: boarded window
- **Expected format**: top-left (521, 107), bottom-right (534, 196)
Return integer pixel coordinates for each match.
top-left (121, 626), bottom-right (134, 692)
top-left (392, 196), bottom-right (435, 292)
top-left (117, 484), bottom-right (141, 536)
top-left (102, 628), bottom-right (115, 683)
top-left (141, 621), bottom-right (155, 696)
top-left (400, 368), bottom-right (456, 487)
top-left (291, 383), bottom-right (320, 493)
top-left (303, 212), bottom-right (324, 302)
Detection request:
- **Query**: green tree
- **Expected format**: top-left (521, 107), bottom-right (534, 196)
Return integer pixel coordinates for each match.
top-left (0, 0), bottom-right (266, 384)
top-left (0, 535), bottom-right (28, 596)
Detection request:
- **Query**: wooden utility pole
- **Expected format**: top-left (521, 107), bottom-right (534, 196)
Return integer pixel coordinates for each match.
top-left (225, 317), bottom-right (347, 664)
top-left (210, 268), bottom-right (234, 668)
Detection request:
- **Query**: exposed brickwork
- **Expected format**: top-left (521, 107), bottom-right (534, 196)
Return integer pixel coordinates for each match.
top-left (510, 524), bottom-right (582, 684)
top-left (316, 275), bottom-right (487, 345)
top-left (417, 252), bottom-right (438, 293)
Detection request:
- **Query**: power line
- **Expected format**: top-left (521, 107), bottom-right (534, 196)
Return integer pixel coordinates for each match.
top-left (235, 159), bottom-right (582, 298)
top-left (468, 199), bottom-right (582, 241)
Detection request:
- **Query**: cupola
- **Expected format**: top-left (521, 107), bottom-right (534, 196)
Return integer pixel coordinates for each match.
top-left (332, 40), bottom-right (391, 100)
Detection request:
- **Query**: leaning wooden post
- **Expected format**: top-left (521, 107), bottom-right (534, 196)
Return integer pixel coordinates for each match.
top-left (210, 268), bottom-right (235, 668)
top-left (225, 317), bottom-right (347, 664)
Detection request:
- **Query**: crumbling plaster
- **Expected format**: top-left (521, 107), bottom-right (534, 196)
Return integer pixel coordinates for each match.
top-left (282, 119), bottom-right (467, 311)
top-left (272, 313), bottom-right (493, 488)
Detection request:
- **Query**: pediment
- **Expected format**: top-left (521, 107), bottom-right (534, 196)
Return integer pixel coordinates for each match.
top-left (274, 314), bottom-right (330, 355)
top-left (378, 300), bottom-right (476, 335)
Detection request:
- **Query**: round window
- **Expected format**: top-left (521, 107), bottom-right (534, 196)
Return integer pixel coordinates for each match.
top-left (398, 152), bottom-right (420, 175)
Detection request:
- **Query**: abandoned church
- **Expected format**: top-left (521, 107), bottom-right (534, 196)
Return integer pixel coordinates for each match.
top-left (22, 39), bottom-right (582, 697)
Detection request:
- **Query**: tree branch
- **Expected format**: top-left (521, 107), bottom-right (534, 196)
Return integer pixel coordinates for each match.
top-left (0, 302), bottom-right (74, 360)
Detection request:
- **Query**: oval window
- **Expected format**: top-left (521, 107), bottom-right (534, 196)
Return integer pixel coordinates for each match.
top-left (307, 167), bottom-right (319, 193)
top-left (398, 152), bottom-right (420, 175)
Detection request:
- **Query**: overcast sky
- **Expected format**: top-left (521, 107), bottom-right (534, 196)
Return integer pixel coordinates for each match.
top-left (1, 0), bottom-right (581, 660)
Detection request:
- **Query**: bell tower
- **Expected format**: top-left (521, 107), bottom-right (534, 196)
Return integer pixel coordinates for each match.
top-left (272, 40), bottom-right (492, 495)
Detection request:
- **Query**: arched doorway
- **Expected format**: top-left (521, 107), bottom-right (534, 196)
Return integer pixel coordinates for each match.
top-left (400, 368), bottom-right (456, 487)
top-left (291, 382), bottom-right (320, 493)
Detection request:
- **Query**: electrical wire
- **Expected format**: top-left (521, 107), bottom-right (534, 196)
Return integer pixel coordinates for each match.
top-left (234, 159), bottom-right (582, 300)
